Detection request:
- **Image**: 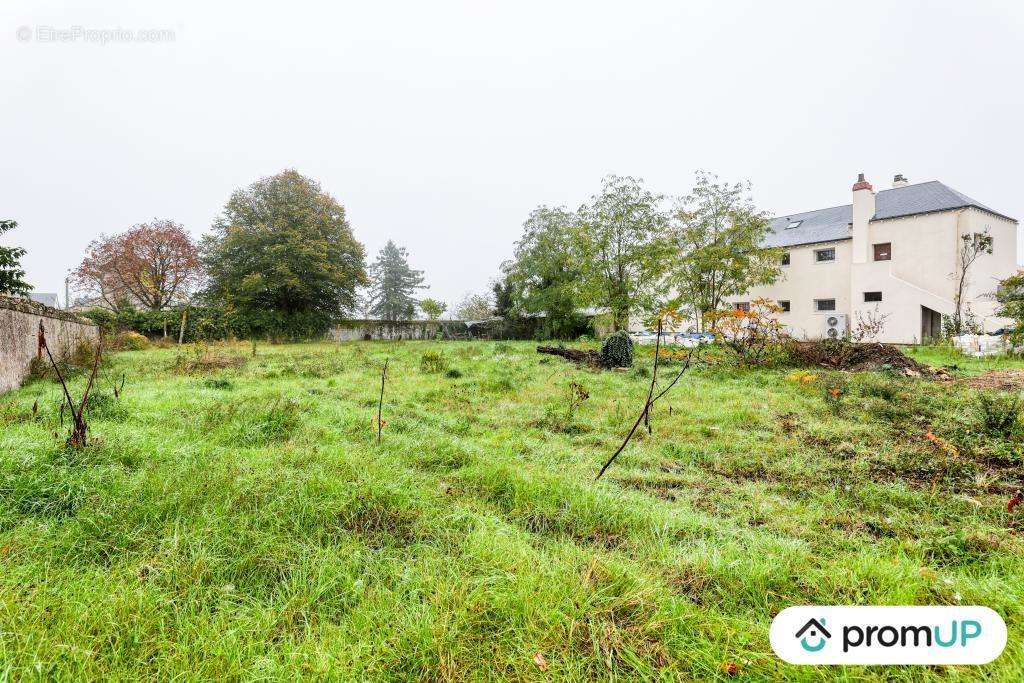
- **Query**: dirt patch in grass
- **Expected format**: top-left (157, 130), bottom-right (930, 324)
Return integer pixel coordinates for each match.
top-left (960, 369), bottom-right (1024, 391)
top-left (616, 474), bottom-right (689, 501)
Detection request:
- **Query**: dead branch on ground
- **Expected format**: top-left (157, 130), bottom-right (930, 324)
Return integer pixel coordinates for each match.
top-left (536, 345), bottom-right (602, 367)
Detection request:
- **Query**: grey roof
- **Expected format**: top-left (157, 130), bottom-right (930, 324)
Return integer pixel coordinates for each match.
top-left (28, 292), bottom-right (60, 308)
top-left (765, 180), bottom-right (1015, 249)
top-left (763, 203), bottom-right (852, 248)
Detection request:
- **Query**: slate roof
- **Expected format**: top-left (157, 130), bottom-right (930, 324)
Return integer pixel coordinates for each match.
top-left (765, 181), bottom-right (1015, 249)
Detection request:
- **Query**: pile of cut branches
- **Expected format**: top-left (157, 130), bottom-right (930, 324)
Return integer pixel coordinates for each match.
top-left (789, 340), bottom-right (946, 377)
top-left (536, 345), bottom-right (603, 368)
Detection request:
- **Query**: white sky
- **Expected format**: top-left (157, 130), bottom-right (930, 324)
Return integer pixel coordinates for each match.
top-left (3, 1), bottom-right (1023, 308)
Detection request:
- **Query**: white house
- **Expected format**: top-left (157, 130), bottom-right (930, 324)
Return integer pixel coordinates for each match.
top-left (731, 174), bottom-right (1019, 343)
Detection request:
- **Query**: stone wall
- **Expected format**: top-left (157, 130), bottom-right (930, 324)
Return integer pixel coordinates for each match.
top-left (0, 295), bottom-right (100, 394)
top-left (327, 319), bottom-right (472, 341)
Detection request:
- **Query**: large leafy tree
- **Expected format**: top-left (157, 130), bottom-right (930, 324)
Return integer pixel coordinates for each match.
top-left (453, 291), bottom-right (494, 320)
top-left (669, 172), bottom-right (780, 330)
top-left (502, 206), bottom-right (586, 338)
top-left (996, 271), bottom-right (1024, 344)
top-left (201, 169), bottom-right (367, 339)
top-left (72, 220), bottom-right (201, 310)
top-left (419, 297), bottom-right (447, 320)
top-left (574, 176), bottom-right (672, 330)
top-left (0, 219), bottom-right (31, 296)
top-left (367, 240), bottom-right (426, 321)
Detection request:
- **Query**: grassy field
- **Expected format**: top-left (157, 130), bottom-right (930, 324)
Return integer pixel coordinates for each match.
top-left (1, 340), bottom-right (1023, 680)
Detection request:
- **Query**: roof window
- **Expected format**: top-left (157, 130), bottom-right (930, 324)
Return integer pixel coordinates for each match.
top-left (786, 220), bottom-right (803, 229)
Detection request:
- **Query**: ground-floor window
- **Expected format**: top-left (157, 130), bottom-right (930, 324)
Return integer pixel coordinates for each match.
top-left (734, 302), bottom-right (750, 312)
top-left (778, 300), bottom-right (790, 311)
top-left (814, 298), bottom-right (836, 312)
top-left (864, 291), bottom-right (882, 302)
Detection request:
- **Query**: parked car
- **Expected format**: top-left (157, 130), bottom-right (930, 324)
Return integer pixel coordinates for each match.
top-left (629, 330), bottom-right (661, 345)
top-left (675, 332), bottom-right (715, 348)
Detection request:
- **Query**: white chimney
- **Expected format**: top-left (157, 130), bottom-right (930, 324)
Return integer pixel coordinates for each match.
top-left (851, 173), bottom-right (875, 264)
top-left (892, 173), bottom-right (909, 188)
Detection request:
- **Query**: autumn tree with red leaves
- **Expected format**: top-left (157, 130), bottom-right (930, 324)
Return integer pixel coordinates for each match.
top-left (72, 220), bottom-right (202, 310)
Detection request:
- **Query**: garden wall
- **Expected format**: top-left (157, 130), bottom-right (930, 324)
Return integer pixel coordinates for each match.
top-left (0, 295), bottom-right (100, 394)
top-left (327, 319), bottom-right (472, 341)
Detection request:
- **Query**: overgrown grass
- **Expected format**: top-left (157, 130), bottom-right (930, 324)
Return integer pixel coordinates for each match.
top-left (1, 340), bottom-right (1023, 679)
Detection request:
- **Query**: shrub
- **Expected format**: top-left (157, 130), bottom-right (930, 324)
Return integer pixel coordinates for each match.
top-left (420, 351), bottom-right (449, 374)
top-left (975, 391), bottom-right (1021, 436)
top-left (444, 368), bottom-right (463, 379)
top-left (115, 331), bottom-right (150, 351)
top-left (27, 341), bottom-right (99, 382)
top-left (706, 298), bottom-right (789, 366)
top-left (600, 331), bottom-right (634, 368)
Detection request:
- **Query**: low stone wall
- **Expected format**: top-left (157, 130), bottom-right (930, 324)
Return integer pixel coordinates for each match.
top-left (327, 319), bottom-right (471, 341)
top-left (0, 295), bottom-right (100, 394)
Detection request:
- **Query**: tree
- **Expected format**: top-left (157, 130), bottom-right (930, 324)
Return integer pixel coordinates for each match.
top-left (668, 172), bottom-right (780, 331)
top-left (419, 297), bottom-right (447, 320)
top-left (0, 219), bottom-right (30, 296)
top-left (574, 176), bottom-right (672, 330)
top-left (503, 206), bottom-right (586, 338)
top-left (72, 220), bottom-right (201, 311)
top-left (950, 229), bottom-right (993, 336)
top-left (201, 169), bottom-right (367, 339)
top-left (366, 240), bottom-right (426, 321)
top-left (492, 275), bottom-right (516, 320)
top-left (996, 271), bottom-right (1024, 345)
top-left (453, 291), bottom-right (494, 320)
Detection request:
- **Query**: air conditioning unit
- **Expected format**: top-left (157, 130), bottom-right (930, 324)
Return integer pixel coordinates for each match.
top-left (823, 314), bottom-right (848, 339)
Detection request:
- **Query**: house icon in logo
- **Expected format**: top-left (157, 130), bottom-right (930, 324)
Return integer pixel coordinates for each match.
top-left (795, 618), bottom-right (831, 652)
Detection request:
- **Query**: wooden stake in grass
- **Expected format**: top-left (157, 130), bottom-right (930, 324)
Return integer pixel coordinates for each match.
top-left (596, 318), bottom-right (699, 481)
top-left (376, 357), bottom-right (389, 445)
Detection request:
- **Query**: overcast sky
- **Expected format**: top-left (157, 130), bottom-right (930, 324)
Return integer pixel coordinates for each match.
top-left (3, 1), bottom-right (1022, 308)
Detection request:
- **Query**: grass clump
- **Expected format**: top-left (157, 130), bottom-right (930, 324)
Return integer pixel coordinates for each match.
top-left (419, 350), bottom-right (449, 374)
top-left (975, 390), bottom-right (1022, 436)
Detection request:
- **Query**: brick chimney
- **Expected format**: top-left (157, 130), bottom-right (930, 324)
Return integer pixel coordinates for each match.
top-left (851, 173), bottom-right (875, 264)
top-left (892, 173), bottom-right (908, 188)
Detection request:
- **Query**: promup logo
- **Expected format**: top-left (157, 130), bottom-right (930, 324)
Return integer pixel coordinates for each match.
top-left (770, 606), bottom-right (1006, 665)
top-left (795, 618), bottom-right (831, 652)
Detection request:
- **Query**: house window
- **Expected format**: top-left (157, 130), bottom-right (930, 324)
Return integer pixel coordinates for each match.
top-left (815, 247), bottom-right (836, 262)
top-left (864, 291), bottom-right (882, 302)
top-left (815, 299), bottom-right (836, 312)
top-left (786, 220), bottom-right (803, 229)
top-left (873, 243), bottom-right (891, 261)
top-left (734, 302), bottom-right (750, 312)
top-left (780, 252), bottom-right (790, 266)
top-left (778, 300), bottom-right (790, 312)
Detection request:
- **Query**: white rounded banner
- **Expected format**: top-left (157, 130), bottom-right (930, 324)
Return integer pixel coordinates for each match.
top-left (770, 606), bottom-right (1007, 665)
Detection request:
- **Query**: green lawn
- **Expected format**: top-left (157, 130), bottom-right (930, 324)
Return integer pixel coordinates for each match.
top-left (1, 340), bottom-right (1023, 680)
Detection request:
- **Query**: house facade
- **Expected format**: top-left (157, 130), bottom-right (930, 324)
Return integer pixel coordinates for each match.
top-left (731, 174), bottom-right (1019, 344)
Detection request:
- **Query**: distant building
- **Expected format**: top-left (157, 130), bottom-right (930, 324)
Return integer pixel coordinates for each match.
top-left (28, 292), bottom-right (60, 309)
top-left (728, 174), bottom-right (1019, 343)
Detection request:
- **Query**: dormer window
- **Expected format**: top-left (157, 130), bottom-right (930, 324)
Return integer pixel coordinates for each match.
top-left (786, 220), bottom-right (803, 229)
